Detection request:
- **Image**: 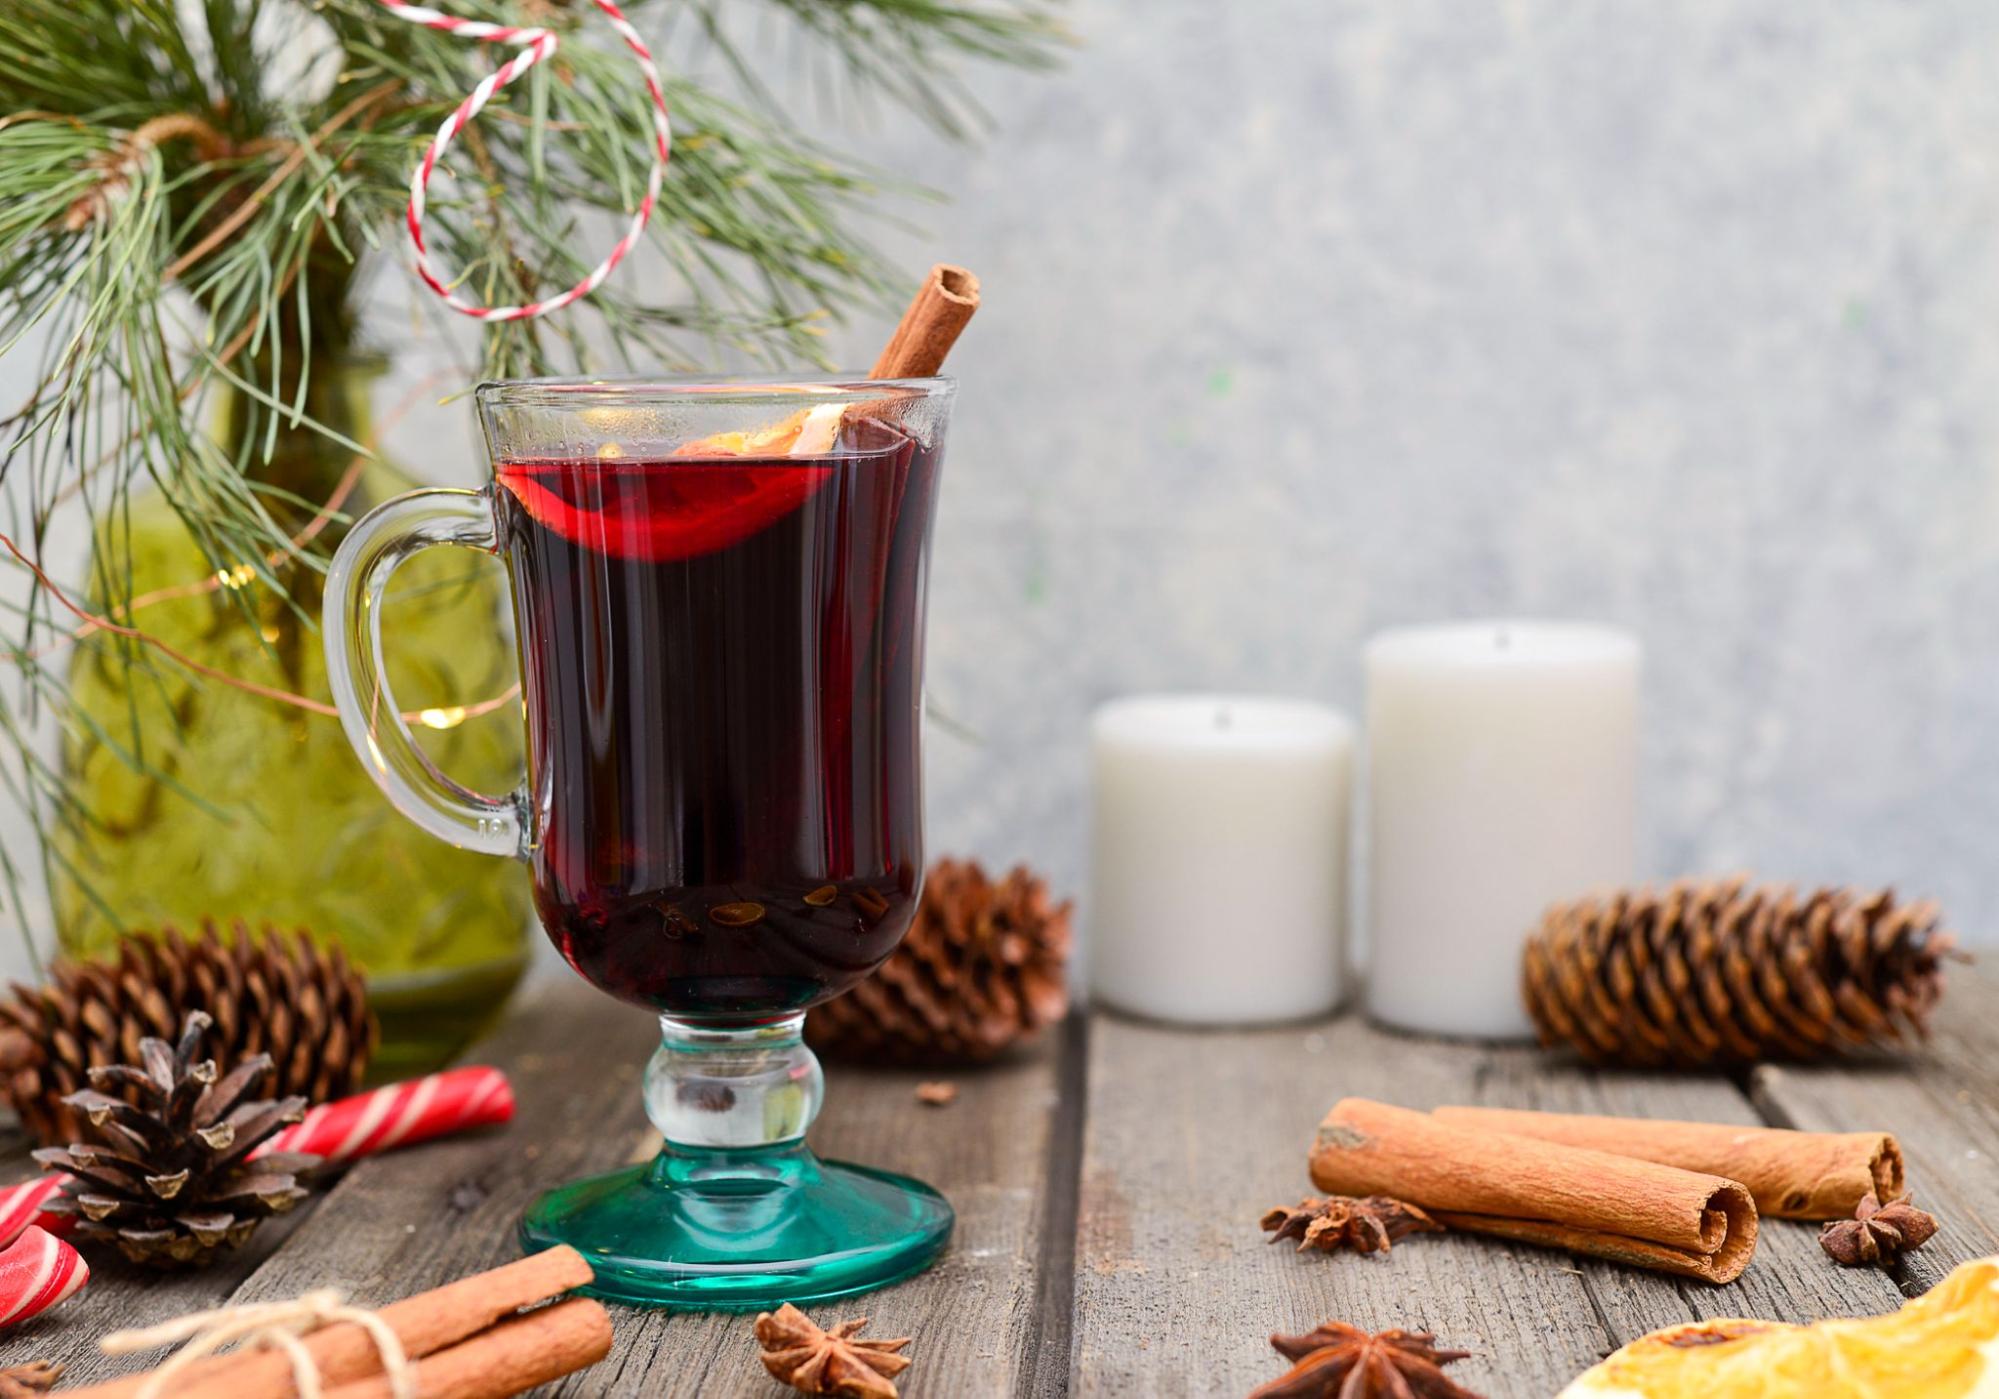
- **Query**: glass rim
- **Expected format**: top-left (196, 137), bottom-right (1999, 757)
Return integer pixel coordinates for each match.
top-left (474, 373), bottom-right (955, 409)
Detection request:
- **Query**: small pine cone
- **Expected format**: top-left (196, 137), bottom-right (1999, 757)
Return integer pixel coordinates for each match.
top-left (35, 1011), bottom-right (316, 1268)
top-left (0, 921), bottom-right (374, 1146)
top-left (807, 858), bottom-right (1071, 1066)
top-left (1523, 878), bottom-right (1958, 1069)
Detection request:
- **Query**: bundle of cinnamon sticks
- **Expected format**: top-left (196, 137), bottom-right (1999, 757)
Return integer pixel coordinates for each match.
top-left (66, 1246), bottom-right (609, 1399)
top-left (1309, 1101), bottom-right (1906, 1284)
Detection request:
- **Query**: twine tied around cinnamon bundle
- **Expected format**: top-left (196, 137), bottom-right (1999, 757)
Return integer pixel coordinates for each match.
top-left (100, 1290), bottom-right (413, 1399)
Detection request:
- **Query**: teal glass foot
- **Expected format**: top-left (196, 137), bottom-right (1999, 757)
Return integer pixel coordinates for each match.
top-left (520, 1144), bottom-right (953, 1309)
top-left (519, 1012), bottom-right (952, 1310)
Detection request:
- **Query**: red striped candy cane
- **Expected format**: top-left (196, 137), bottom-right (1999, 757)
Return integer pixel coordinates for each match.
top-left (0, 1180), bottom-right (64, 1252)
top-left (261, 1065), bottom-right (515, 1161)
top-left (0, 1067), bottom-right (515, 1248)
top-left (0, 1227), bottom-right (87, 1329)
top-left (375, 0), bottom-right (672, 321)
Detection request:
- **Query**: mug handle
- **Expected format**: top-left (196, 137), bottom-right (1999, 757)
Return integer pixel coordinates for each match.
top-left (322, 487), bottom-right (527, 860)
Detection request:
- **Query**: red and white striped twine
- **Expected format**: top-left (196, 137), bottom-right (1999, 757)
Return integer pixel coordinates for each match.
top-left (373, 0), bottom-right (672, 321)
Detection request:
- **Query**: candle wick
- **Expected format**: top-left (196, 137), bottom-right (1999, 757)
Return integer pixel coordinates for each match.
top-left (1495, 629), bottom-right (1511, 651)
top-left (1215, 708), bottom-right (1232, 731)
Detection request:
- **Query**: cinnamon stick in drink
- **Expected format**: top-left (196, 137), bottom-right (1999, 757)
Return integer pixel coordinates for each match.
top-left (1310, 1099), bottom-right (1759, 1283)
top-left (322, 1298), bottom-right (612, 1399)
top-left (751, 263), bottom-right (978, 458)
top-left (65, 1246), bottom-right (596, 1399)
top-left (871, 264), bottom-right (980, 379)
top-left (1432, 1106), bottom-right (1902, 1220)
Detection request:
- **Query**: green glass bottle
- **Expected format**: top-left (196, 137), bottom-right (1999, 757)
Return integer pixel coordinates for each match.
top-left (54, 356), bottom-right (531, 1077)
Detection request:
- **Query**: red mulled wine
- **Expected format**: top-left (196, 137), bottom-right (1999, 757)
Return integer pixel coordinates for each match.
top-left (493, 417), bottom-right (941, 1019)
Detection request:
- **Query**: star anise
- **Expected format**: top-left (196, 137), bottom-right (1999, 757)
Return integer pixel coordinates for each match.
top-left (1249, 1322), bottom-right (1486, 1399)
top-left (1819, 1192), bottom-right (1939, 1267)
top-left (753, 1303), bottom-right (913, 1399)
top-left (1261, 1195), bottom-right (1444, 1256)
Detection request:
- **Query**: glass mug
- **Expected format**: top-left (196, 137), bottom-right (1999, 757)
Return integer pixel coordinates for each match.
top-left (323, 377), bottom-right (955, 1307)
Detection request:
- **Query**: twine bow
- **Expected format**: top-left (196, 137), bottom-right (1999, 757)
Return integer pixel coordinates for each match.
top-left (100, 1289), bottom-right (414, 1399)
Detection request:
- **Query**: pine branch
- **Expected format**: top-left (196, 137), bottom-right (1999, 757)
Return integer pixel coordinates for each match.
top-left (0, 0), bottom-right (1064, 948)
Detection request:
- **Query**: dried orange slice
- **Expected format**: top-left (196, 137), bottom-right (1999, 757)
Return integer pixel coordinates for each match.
top-left (1558, 1256), bottom-right (1999, 1397)
top-left (673, 403), bottom-right (845, 458)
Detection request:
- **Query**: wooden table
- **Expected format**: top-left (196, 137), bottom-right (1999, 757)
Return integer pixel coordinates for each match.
top-left (6, 969), bottom-right (1994, 1397)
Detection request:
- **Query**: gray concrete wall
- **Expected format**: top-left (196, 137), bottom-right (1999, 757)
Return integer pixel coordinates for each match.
top-left (842, 1), bottom-right (1999, 950)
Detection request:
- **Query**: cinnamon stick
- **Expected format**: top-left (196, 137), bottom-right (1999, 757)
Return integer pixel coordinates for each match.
top-left (870, 264), bottom-right (980, 379)
top-left (321, 1298), bottom-right (612, 1399)
top-left (65, 1246), bottom-right (595, 1399)
top-left (1309, 1099), bottom-right (1759, 1283)
top-left (1432, 1106), bottom-right (1902, 1221)
top-left (756, 263), bottom-right (978, 456)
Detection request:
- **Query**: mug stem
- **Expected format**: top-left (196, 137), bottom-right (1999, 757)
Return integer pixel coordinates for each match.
top-left (643, 1014), bottom-right (823, 1150)
top-left (520, 1009), bottom-right (952, 1308)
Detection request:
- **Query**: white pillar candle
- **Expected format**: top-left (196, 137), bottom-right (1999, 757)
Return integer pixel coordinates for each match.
top-left (1089, 695), bottom-right (1353, 1024)
top-left (1364, 621), bottom-right (1640, 1038)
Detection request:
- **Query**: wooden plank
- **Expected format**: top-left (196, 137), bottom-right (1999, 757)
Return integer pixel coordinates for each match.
top-left (217, 978), bottom-right (657, 1286)
top-left (1071, 1001), bottom-right (1928, 1398)
top-left (0, 1118), bottom-right (331, 1382)
top-left (33, 976), bottom-right (1072, 1396)
top-left (1750, 965), bottom-right (1999, 1297)
top-left (13, 979), bottom-right (662, 1392)
top-left (0, 1205), bottom-right (318, 1382)
top-left (0, 979), bottom-right (656, 1388)
top-left (561, 1015), bottom-right (1076, 1398)
top-left (23, 960), bottom-right (1992, 1393)
top-left (1072, 1013), bottom-right (1628, 1399)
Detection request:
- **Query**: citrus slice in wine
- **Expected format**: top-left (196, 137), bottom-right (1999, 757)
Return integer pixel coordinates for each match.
top-left (495, 406), bottom-right (849, 563)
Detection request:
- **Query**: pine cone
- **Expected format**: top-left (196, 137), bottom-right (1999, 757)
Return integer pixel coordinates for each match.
top-left (0, 921), bottom-right (373, 1147)
top-left (34, 1011), bottom-right (317, 1268)
top-left (1523, 878), bottom-right (1959, 1069)
top-left (806, 858), bottom-right (1071, 1065)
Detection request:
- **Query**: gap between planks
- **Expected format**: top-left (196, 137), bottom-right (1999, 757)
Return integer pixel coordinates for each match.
top-left (1023, 1011), bottom-right (1090, 1396)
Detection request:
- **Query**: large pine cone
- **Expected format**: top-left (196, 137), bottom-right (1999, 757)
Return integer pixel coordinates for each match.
top-left (0, 921), bottom-right (373, 1147)
top-left (1523, 879), bottom-right (1958, 1068)
top-left (35, 1011), bottom-right (316, 1267)
top-left (807, 858), bottom-right (1072, 1065)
